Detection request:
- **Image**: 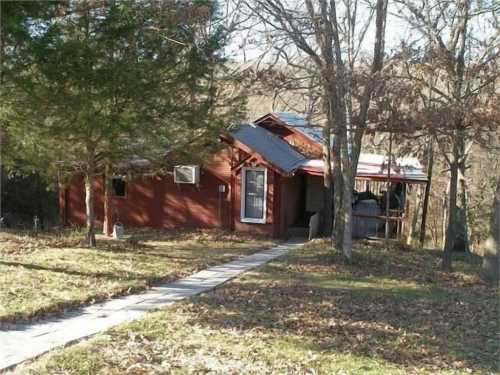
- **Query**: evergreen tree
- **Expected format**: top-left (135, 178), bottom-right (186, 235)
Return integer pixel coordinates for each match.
top-left (2, 1), bottom-right (244, 245)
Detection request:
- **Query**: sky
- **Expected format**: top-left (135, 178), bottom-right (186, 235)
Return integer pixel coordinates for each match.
top-left (223, 1), bottom-right (413, 63)
top-left (221, 0), bottom-right (497, 63)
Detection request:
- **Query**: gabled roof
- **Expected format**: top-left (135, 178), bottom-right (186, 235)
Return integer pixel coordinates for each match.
top-left (271, 111), bottom-right (308, 127)
top-left (229, 123), bottom-right (307, 174)
top-left (257, 112), bottom-right (333, 147)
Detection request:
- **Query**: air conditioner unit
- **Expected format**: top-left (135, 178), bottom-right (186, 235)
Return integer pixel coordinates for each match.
top-left (174, 165), bottom-right (200, 184)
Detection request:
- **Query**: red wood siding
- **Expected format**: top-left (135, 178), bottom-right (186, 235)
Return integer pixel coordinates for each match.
top-left (61, 147), bottom-right (288, 238)
top-left (64, 149), bottom-right (232, 230)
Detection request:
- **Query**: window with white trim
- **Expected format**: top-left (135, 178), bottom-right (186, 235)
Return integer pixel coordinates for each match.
top-left (241, 167), bottom-right (267, 223)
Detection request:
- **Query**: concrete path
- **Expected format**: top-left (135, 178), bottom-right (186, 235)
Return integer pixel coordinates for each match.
top-left (0, 240), bottom-right (304, 371)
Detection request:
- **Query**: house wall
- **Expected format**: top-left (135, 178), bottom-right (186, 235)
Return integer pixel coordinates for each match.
top-left (65, 149), bottom-right (232, 230)
top-left (62, 148), bottom-right (286, 238)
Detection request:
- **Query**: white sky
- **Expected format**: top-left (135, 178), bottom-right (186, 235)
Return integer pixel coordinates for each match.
top-left (223, 2), bottom-right (413, 62)
top-left (222, 1), bottom-right (496, 63)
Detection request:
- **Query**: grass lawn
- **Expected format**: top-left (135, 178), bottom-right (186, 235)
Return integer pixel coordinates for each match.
top-left (15, 239), bottom-right (498, 375)
top-left (0, 228), bottom-right (275, 325)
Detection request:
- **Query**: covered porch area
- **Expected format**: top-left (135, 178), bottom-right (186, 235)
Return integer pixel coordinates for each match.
top-left (285, 153), bottom-right (429, 239)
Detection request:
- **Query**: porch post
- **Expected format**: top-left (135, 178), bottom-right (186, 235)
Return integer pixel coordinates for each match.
top-left (385, 131), bottom-right (393, 243)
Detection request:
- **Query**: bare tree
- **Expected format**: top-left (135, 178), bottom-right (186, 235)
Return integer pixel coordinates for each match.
top-left (235, 0), bottom-right (389, 259)
top-left (394, 0), bottom-right (499, 270)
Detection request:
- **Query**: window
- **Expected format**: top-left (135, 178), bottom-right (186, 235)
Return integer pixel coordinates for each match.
top-left (111, 177), bottom-right (126, 197)
top-left (241, 167), bottom-right (267, 223)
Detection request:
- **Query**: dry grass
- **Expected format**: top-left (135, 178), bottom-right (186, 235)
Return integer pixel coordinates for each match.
top-left (15, 239), bottom-right (499, 374)
top-left (0, 228), bottom-right (275, 325)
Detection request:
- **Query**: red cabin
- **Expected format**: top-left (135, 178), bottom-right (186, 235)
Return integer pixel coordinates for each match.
top-left (60, 112), bottom-right (427, 238)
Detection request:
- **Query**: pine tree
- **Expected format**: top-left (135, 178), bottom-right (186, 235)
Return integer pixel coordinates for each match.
top-left (3, 1), bottom-right (244, 245)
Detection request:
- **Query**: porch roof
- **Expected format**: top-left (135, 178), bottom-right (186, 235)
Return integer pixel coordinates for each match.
top-left (229, 123), bottom-right (307, 174)
top-left (300, 153), bottom-right (428, 184)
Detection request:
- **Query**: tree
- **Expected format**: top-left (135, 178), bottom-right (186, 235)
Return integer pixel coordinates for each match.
top-left (0, 1), bottom-right (63, 223)
top-left (394, 0), bottom-right (499, 270)
top-left (3, 0), bottom-right (243, 246)
top-left (236, 0), bottom-right (389, 259)
top-left (481, 177), bottom-right (500, 283)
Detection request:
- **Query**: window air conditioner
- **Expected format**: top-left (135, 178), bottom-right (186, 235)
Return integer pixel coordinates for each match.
top-left (174, 165), bottom-right (200, 184)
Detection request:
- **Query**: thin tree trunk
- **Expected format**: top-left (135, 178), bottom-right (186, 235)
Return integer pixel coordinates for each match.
top-left (481, 178), bottom-right (500, 282)
top-left (58, 171), bottom-right (67, 227)
top-left (103, 163), bottom-right (112, 236)
top-left (407, 185), bottom-right (422, 246)
top-left (419, 141), bottom-right (434, 247)
top-left (455, 162), bottom-right (470, 252)
top-left (443, 160), bottom-right (459, 271)
top-left (442, 195), bottom-right (448, 247)
top-left (332, 154), bottom-right (344, 251)
top-left (322, 126), bottom-right (333, 236)
top-left (85, 154), bottom-right (97, 247)
top-left (321, 87), bottom-right (336, 238)
top-left (342, 170), bottom-right (354, 261)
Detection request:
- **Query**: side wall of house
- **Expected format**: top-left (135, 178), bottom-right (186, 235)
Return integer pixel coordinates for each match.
top-left (64, 149), bottom-right (232, 230)
top-left (62, 148), bottom-right (285, 238)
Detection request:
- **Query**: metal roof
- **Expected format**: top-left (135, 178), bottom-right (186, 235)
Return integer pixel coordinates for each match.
top-left (230, 123), bottom-right (307, 174)
top-left (272, 111), bottom-right (308, 127)
top-left (300, 153), bottom-right (428, 183)
top-left (271, 112), bottom-right (334, 147)
top-left (356, 153), bottom-right (427, 182)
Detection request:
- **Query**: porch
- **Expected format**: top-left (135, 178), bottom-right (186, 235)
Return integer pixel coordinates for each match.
top-left (283, 153), bottom-right (429, 239)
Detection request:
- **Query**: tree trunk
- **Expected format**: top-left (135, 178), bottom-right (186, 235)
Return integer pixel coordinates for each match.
top-left (322, 128), bottom-right (333, 236)
top-left (442, 195), bottom-right (447, 248)
top-left (419, 140), bottom-right (434, 247)
top-left (455, 162), bottom-right (470, 252)
top-left (481, 178), bottom-right (500, 283)
top-left (342, 170), bottom-right (354, 261)
top-left (407, 185), bottom-right (422, 246)
top-left (103, 163), bottom-right (113, 236)
top-left (85, 156), bottom-right (97, 247)
top-left (442, 160), bottom-right (459, 271)
top-left (332, 155), bottom-right (344, 251)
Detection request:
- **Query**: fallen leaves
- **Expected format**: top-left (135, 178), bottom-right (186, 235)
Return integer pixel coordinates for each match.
top-left (13, 238), bottom-right (499, 375)
top-left (0, 229), bottom-right (276, 325)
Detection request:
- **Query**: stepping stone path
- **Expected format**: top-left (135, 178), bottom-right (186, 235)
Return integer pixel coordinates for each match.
top-left (0, 240), bottom-right (305, 371)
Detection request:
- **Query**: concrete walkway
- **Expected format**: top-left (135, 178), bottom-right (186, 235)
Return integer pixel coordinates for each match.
top-left (0, 240), bottom-right (304, 371)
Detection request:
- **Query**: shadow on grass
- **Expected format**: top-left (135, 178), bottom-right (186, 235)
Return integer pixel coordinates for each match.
top-left (255, 265), bottom-right (461, 301)
top-left (0, 260), bottom-right (146, 281)
top-left (91, 243), bottom-right (261, 260)
top-left (291, 242), bottom-right (487, 292)
top-left (181, 277), bottom-right (498, 373)
top-left (170, 243), bottom-right (498, 373)
top-left (0, 233), bottom-right (273, 325)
